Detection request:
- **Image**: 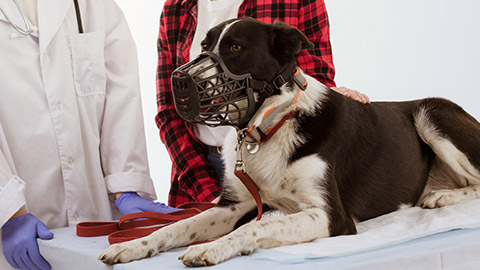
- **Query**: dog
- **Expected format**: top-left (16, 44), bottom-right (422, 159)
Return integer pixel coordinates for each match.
top-left (99, 17), bottom-right (480, 266)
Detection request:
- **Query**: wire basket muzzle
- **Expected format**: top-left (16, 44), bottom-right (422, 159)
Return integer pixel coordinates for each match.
top-left (172, 52), bottom-right (256, 127)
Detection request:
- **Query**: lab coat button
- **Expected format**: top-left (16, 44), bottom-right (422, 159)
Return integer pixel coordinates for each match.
top-left (55, 102), bottom-right (64, 111)
top-left (65, 158), bottom-right (73, 167)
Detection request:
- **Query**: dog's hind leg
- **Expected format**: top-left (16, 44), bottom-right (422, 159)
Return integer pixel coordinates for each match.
top-left (414, 100), bottom-right (480, 208)
top-left (417, 158), bottom-right (480, 208)
top-left (98, 200), bottom-right (255, 265)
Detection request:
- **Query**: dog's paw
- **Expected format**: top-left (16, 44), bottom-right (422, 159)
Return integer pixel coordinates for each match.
top-left (179, 243), bottom-right (223, 267)
top-left (419, 189), bottom-right (462, 208)
top-left (98, 241), bottom-right (158, 265)
top-left (179, 241), bottom-right (244, 267)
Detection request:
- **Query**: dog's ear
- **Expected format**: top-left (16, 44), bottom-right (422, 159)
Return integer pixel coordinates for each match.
top-left (270, 21), bottom-right (314, 59)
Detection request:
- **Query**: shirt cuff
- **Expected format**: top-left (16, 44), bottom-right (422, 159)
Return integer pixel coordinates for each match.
top-left (0, 176), bottom-right (26, 227)
top-left (104, 172), bottom-right (157, 201)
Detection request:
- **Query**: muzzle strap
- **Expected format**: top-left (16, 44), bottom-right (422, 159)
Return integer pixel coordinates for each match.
top-left (249, 66), bottom-right (307, 95)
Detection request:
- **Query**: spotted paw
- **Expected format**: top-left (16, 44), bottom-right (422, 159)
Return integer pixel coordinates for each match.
top-left (98, 240), bottom-right (158, 265)
top-left (420, 189), bottom-right (462, 208)
top-left (179, 241), bottom-right (239, 267)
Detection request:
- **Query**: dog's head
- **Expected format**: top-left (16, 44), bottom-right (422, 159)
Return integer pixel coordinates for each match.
top-left (172, 17), bottom-right (313, 128)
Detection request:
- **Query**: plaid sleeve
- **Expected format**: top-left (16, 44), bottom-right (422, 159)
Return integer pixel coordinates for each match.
top-left (296, 0), bottom-right (336, 88)
top-left (242, 0), bottom-right (336, 87)
top-left (155, 7), bottom-right (222, 207)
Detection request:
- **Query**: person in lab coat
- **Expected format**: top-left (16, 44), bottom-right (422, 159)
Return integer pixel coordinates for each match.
top-left (0, 0), bottom-right (177, 269)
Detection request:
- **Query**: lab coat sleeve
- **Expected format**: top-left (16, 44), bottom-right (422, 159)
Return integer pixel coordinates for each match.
top-left (0, 124), bottom-right (26, 228)
top-left (99, 0), bottom-right (156, 200)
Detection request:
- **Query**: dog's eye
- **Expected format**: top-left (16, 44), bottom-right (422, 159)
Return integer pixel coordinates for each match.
top-left (201, 42), bottom-right (208, 51)
top-left (231, 44), bottom-right (242, 53)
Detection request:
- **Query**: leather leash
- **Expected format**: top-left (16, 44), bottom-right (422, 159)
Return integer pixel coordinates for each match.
top-left (76, 202), bottom-right (215, 244)
top-left (234, 169), bottom-right (263, 221)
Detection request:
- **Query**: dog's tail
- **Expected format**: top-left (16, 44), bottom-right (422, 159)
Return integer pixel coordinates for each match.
top-left (413, 98), bottom-right (480, 186)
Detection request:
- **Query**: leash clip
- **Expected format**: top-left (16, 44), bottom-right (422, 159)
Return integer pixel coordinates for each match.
top-left (233, 128), bottom-right (264, 221)
top-left (235, 128), bottom-right (247, 172)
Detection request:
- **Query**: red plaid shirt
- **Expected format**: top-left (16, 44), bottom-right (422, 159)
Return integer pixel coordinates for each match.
top-left (156, 0), bottom-right (336, 207)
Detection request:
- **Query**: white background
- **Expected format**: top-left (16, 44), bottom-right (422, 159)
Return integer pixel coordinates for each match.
top-left (115, 0), bottom-right (480, 203)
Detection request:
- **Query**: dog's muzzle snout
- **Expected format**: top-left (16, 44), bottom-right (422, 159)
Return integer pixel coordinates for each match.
top-left (171, 52), bottom-right (256, 127)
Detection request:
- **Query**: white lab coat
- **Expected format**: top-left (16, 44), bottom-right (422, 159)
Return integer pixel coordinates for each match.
top-left (0, 0), bottom-right (156, 268)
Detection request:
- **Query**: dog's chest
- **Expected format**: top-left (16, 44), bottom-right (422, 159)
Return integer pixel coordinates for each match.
top-left (241, 120), bottom-right (301, 183)
top-left (223, 121), bottom-right (329, 213)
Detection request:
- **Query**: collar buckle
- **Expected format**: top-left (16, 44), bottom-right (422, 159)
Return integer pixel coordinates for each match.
top-left (272, 74), bottom-right (286, 89)
top-left (293, 68), bottom-right (308, 91)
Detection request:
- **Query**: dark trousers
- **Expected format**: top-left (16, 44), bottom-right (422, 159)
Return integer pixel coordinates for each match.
top-left (206, 146), bottom-right (225, 186)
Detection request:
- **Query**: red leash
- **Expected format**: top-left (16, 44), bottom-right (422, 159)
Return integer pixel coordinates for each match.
top-left (234, 170), bottom-right (263, 221)
top-left (76, 202), bottom-right (215, 244)
top-left (77, 170), bottom-right (264, 244)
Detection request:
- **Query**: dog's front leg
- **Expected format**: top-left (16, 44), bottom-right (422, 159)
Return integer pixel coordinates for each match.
top-left (98, 201), bottom-right (255, 265)
top-left (179, 207), bottom-right (330, 267)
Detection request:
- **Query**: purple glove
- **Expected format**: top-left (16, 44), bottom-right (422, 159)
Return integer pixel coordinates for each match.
top-left (2, 213), bottom-right (54, 270)
top-left (115, 192), bottom-right (180, 215)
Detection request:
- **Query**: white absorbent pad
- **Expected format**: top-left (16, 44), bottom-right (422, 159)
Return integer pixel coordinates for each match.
top-left (252, 198), bottom-right (480, 262)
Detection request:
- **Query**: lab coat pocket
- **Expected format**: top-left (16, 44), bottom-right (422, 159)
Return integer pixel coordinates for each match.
top-left (70, 32), bottom-right (106, 96)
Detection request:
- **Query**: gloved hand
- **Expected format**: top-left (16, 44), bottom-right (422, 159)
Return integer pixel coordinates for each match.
top-left (2, 213), bottom-right (54, 270)
top-left (115, 192), bottom-right (180, 215)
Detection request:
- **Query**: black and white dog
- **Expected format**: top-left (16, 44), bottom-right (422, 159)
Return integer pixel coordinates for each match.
top-left (99, 17), bottom-right (480, 266)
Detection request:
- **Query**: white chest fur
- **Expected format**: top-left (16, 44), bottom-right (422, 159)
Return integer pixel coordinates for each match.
top-left (222, 120), bottom-right (329, 214)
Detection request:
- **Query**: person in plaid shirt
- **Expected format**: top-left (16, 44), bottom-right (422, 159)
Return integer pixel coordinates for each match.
top-left (156, 0), bottom-right (369, 207)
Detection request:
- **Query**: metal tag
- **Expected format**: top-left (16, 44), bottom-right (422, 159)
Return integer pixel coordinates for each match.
top-left (246, 142), bottom-right (260, 154)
